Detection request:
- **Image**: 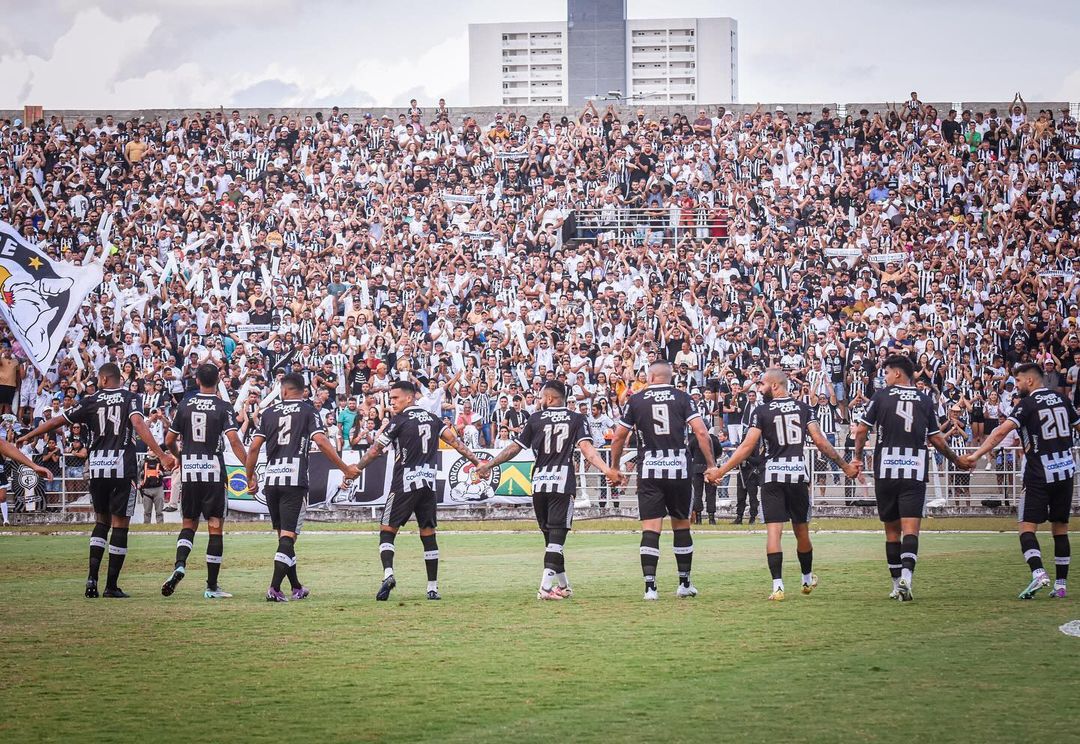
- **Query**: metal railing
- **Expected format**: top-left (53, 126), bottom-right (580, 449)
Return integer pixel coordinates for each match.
top-left (570, 206), bottom-right (732, 245)
top-left (11, 445), bottom-right (1074, 517)
top-left (571, 444), bottom-right (1073, 512)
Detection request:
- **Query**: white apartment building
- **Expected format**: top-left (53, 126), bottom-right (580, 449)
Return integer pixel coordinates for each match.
top-left (468, 15), bottom-right (738, 107)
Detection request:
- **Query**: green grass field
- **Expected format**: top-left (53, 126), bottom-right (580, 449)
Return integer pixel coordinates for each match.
top-left (2, 527), bottom-right (1079, 743)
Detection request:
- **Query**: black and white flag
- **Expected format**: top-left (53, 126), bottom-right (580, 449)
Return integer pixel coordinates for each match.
top-left (0, 221), bottom-right (103, 373)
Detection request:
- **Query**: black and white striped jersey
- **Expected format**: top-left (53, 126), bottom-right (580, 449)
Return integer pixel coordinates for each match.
top-left (63, 388), bottom-right (143, 479)
top-left (748, 397), bottom-right (814, 483)
top-left (858, 385), bottom-right (939, 481)
top-left (618, 384), bottom-right (700, 479)
top-left (1007, 388), bottom-right (1079, 484)
top-left (168, 393), bottom-right (238, 482)
top-left (514, 407), bottom-right (589, 494)
top-left (377, 406), bottom-right (444, 493)
top-left (257, 400), bottom-right (325, 488)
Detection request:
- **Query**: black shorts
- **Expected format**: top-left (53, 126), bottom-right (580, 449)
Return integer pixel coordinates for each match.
top-left (760, 481), bottom-right (812, 524)
top-left (181, 480), bottom-right (227, 521)
top-left (637, 478), bottom-right (693, 521)
top-left (265, 485), bottom-right (307, 533)
top-left (875, 479), bottom-right (926, 522)
top-left (0, 385), bottom-right (15, 405)
top-left (382, 487), bottom-right (437, 530)
top-left (90, 477), bottom-right (136, 518)
top-left (533, 491), bottom-right (574, 532)
top-left (1020, 479), bottom-right (1073, 524)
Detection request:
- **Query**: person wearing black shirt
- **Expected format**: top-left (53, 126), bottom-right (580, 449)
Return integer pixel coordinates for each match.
top-left (353, 381), bottom-right (481, 601)
top-left (246, 374), bottom-right (358, 602)
top-left (689, 428), bottom-right (724, 524)
top-left (708, 369), bottom-right (858, 600)
top-left (160, 364), bottom-right (249, 600)
top-left (20, 363), bottom-right (176, 599)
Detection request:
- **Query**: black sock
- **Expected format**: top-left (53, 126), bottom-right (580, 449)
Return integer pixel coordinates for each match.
top-left (900, 534), bottom-right (918, 577)
top-left (421, 533), bottom-right (439, 582)
top-left (105, 527), bottom-right (129, 590)
top-left (206, 533), bottom-right (223, 589)
top-left (545, 528), bottom-right (567, 574)
top-left (287, 560), bottom-right (301, 590)
top-left (767, 551), bottom-right (783, 580)
top-left (885, 540), bottom-right (902, 580)
top-left (673, 528), bottom-right (694, 586)
top-left (88, 522), bottom-right (109, 581)
top-left (175, 527), bottom-right (195, 569)
top-left (272, 535), bottom-right (294, 591)
top-left (797, 549), bottom-right (813, 577)
top-left (640, 530), bottom-right (660, 589)
top-left (1020, 531), bottom-right (1044, 573)
top-left (1054, 534), bottom-right (1070, 582)
top-left (379, 529), bottom-right (397, 574)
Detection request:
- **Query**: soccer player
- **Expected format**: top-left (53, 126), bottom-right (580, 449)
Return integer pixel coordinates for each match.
top-left (353, 380), bottom-right (481, 601)
top-left (160, 364), bottom-right (251, 599)
top-left (960, 363), bottom-right (1078, 599)
top-left (707, 368), bottom-right (859, 600)
top-left (851, 355), bottom-right (968, 601)
top-left (246, 373), bottom-right (359, 602)
top-left (19, 363), bottom-right (177, 598)
top-left (474, 381), bottom-right (620, 600)
top-left (609, 360), bottom-right (716, 600)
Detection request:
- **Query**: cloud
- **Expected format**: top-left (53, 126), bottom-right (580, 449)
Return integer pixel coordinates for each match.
top-left (231, 79), bottom-right (303, 108)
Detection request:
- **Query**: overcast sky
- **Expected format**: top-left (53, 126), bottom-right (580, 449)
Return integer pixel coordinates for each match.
top-left (1, 0), bottom-right (1077, 110)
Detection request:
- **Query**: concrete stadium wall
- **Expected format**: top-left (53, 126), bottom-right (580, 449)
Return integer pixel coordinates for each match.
top-left (0, 102), bottom-right (1071, 123)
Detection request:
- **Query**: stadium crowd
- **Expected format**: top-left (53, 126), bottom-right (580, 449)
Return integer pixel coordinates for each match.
top-left (0, 92), bottom-right (1078, 508)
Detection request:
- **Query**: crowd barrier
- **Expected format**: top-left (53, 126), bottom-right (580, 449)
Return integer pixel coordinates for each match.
top-left (5, 443), bottom-right (1070, 517)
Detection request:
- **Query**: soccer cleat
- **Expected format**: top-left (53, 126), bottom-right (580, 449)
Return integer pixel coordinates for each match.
top-left (265, 587), bottom-right (289, 602)
top-left (290, 586), bottom-right (310, 601)
top-left (643, 588), bottom-right (659, 601)
top-left (204, 587), bottom-right (233, 599)
top-left (553, 586), bottom-right (573, 598)
top-left (426, 589), bottom-right (442, 601)
top-left (801, 574), bottom-right (819, 595)
top-left (537, 587), bottom-right (563, 600)
top-left (889, 587), bottom-right (900, 600)
top-left (1050, 586), bottom-right (1067, 599)
top-left (375, 574), bottom-right (397, 601)
top-left (161, 567), bottom-right (186, 597)
top-left (768, 589), bottom-right (785, 601)
top-left (102, 587), bottom-right (130, 599)
top-left (85, 579), bottom-right (99, 598)
top-left (676, 583), bottom-right (698, 598)
top-left (897, 578), bottom-right (914, 602)
top-left (1019, 573), bottom-right (1051, 600)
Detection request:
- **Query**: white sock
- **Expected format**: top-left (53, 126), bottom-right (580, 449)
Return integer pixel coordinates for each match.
top-left (892, 577), bottom-right (900, 591)
top-left (541, 568), bottom-right (556, 590)
top-left (901, 568), bottom-right (912, 584)
top-left (1055, 579), bottom-right (1067, 587)
top-left (427, 580), bottom-right (438, 592)
top-left (1033, 568), bottom-right (1048, 579)
top-left (801, 573), bottom-right (813, 585)
top-left (0, 500), bottom-right (7, 523)
top-left (556, 572), bottom-right (569, 589)
top-left (773, 579), bottom-right (784, 592)
top-left (383, 567), bottom-right (394, 580)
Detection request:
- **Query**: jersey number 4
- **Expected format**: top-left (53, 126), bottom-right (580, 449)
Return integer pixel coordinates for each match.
top-left (895, 400), bottom-right (914, 433)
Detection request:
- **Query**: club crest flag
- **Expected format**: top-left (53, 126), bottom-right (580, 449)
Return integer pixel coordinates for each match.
top-left (0, 221), bottom-right (103, 374)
